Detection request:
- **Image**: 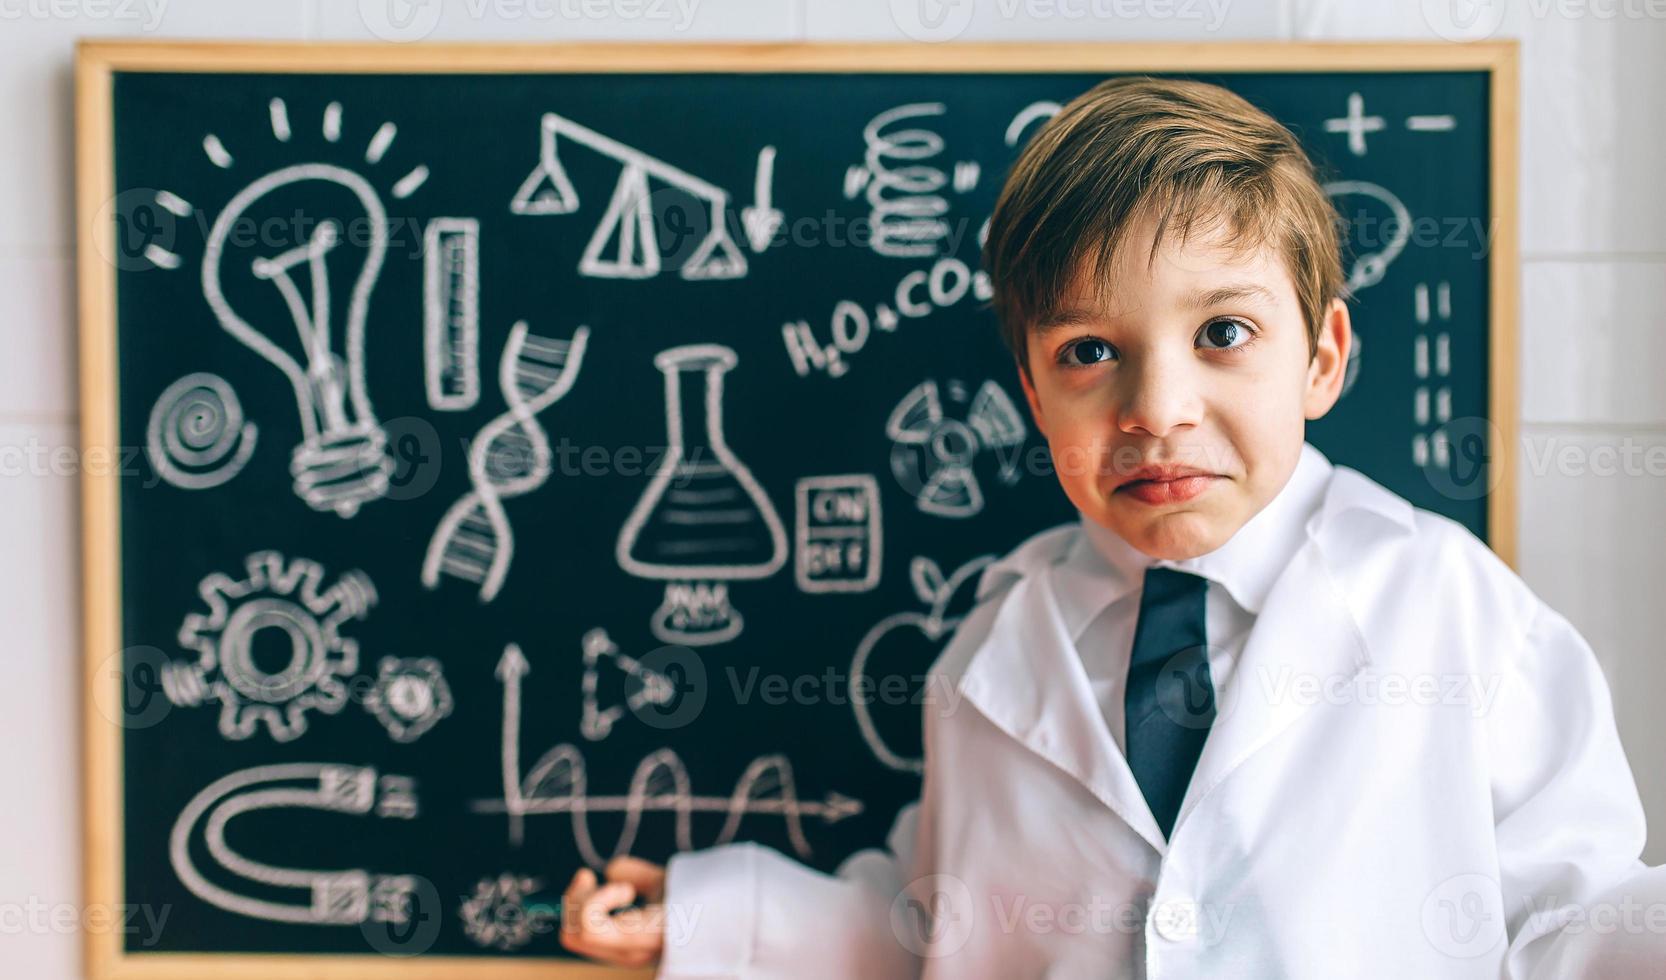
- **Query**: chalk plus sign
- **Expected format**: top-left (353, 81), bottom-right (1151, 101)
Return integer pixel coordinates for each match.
top-left (1325, 92), bottom-right (1386, 157)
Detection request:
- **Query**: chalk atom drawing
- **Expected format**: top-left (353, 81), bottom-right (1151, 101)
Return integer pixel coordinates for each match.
top-left (887, 379), bottom-right (1027, 519)
top-left (616, 344), bottom-right (788, 646)
top-left (512, 112), bottom-right (748, 280)
top-left (423, 321), bottom-right (591, 602)
top-left (164, 551), bottom-right (376, 743)
top-left (169, 763), bottom-right (421, 926)
top-left (146, 372), bottom-right (259, 490)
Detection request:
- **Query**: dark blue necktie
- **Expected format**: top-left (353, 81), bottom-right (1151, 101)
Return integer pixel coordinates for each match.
top-left (1124, 567), bottom-right (1214, 840)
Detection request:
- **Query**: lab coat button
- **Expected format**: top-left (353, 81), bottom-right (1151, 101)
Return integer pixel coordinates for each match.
top-left (1151, 898), bottom-right (1199, 942)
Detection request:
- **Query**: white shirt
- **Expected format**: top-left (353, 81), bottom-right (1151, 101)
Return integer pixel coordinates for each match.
top-left (1055, 442), bottom-right (1331, 756)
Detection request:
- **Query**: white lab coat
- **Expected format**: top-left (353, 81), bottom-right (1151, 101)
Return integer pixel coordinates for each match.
top-left (657, 457), bottom-right (1665, 978)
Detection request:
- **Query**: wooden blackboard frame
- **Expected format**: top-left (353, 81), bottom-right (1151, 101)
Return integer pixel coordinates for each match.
top-left (76, 39), bottom-right (1519, 980)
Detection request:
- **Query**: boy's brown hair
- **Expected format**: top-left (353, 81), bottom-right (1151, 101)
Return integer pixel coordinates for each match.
top-left (983, 76), bottom-right (1345, 374)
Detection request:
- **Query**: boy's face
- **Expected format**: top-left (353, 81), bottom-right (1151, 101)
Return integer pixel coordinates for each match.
top-left (1016, 210), bottom-right (1351, 560)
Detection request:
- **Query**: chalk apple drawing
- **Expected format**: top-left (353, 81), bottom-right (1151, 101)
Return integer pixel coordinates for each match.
top-left (850, 554), bottom-right (993, 773)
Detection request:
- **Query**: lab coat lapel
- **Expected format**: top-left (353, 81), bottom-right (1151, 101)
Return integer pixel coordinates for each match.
top-left (958, 569), bottom-right (1169, 852)
top-left (1174, 530), bottom-right (1373, 837)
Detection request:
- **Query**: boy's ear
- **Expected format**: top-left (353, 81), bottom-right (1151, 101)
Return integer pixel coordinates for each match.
top-left (1015, 356), bottom-right (1048, 438)
top-left (1303, 297), bottom-right (1351, 421)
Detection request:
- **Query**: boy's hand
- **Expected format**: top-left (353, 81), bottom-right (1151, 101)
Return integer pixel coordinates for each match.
top-left (560, 856), bottom-right (667, 969)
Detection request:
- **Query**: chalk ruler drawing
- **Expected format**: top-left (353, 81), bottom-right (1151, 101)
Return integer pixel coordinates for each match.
top-left (887, 379), bottom-right (1027, 519)
top-left (155, 99), bottom-right (430, 516)
top-left (511, 112), bottom-right (748, 280)
top-left (616, 344), bottom-right (787, 647)
top-left (422, 217), bottom-right (481, 411)
top-left (169, 763), bottom-right (421, 926)
top-left (146, 372), bottom-right (259, 490)
top-left (851, 554), bottom-right (993, 774)
top-left (782, 256), bottom-right (992, 379)
top-left (163, 551), bottom-right (376, 743)
top-left (843, 102), bottom-right (979, 259)
top-left (794, 474), bottom-right (882, 594)
top-left (365, 657), bottom-right (454, 743)
top-left (1412, 280), bottom-right (1454, 469)
top-left (476, 644), bottom-right (863, 864)
top-left (423, 321), bottom-right (591, 602)
top-left (579, 627), bottom-right (678, 742)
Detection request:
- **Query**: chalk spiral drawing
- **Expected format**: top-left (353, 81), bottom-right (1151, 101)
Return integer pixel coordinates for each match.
top-left (781, 255), bottom-right (992, 379)
top-left (476, 644), bottom-right (863, 863)
top-left (887, 379), bottom-right (1028, 519)
top-left (145, 371), bottom-right (259, 490)
top-left (579, 627), bottom-right (678, 742)
top-left (616, 344), bottom-right (788, 647)
top-left (422, 217), bottom-right (481, 412)
top-left (843, 102), bottom-right (979, 259)
top-left (155, 99), bottom-right (432, 517)
top-left (851, 554), bottom-right (994, 774)
top-left (511, 111), bottom-right (749, 281)
top-left (163, 551), bottom-right (376, 743)
top-left (365, 657), bottom-right (454, 743)
top-left (422, 321), bottom-right (591, 602)
top-left (169, 764), bottom-right (421, 926)
top-left (794, 474), bottom-right (883, 594)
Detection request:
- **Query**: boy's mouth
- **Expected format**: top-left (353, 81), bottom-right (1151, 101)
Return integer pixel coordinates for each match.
top-left (1114, 464), bottom-right (1221, 505)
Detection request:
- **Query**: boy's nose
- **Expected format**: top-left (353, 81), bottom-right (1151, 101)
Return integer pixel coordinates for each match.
top-left (1117, 354), bottom-right (1203, 438)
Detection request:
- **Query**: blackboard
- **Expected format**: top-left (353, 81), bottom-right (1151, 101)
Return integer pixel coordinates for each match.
top-left (78, 41), bottom-right (1518, 978)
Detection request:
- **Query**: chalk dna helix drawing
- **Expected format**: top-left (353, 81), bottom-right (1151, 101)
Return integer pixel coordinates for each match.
top-left (170, 763), bottom-right (422, 927)
top-left (616, 343), bottom-right (788, 647)
top-left (511, 111), bottom-right (750, 280)
top-left (162, 551), bottom-right (376, 743)
top-left (145, 372), bottom-right (259, 490)
top-left (422, 321), bottom-right (591, 603)
top-left (477, 644), bottom-right (862, 862)
top-left (143, 98), bottom-right (434, 517)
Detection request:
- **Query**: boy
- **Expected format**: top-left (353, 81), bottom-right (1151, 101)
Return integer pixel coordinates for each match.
top-left (561, 78), bottom-right (1664, 977)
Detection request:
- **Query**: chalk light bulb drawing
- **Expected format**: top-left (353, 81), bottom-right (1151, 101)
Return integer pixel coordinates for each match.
top-left (144, 100), bottom-right (433, 517)
top-left (202, 164), bottom-right (395, 517)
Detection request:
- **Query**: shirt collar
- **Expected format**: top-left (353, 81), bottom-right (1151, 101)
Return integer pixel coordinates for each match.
top-left (1051, 441), bottom-right (1334, 642)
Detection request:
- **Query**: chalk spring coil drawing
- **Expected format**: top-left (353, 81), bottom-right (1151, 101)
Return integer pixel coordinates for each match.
top-left (162, 551), bottom-right (376, 743)
top-left (145, 371), bottom-right (259, 490)
top-left (422, 321), bottom-right (591, 603)
top-left (476, 644), bottom-right (862, 864)
top-left (170, 763), bottom-right (421, 927)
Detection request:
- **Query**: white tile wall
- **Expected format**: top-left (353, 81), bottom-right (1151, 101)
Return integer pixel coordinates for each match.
top-left (3, 2), bottom-right (1663, 974)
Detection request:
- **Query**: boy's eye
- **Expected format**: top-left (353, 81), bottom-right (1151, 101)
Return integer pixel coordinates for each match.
top-left (1197, 317), bottom-right (1254, 351)
top-left (1060, 338), bottom-right (1116, 366)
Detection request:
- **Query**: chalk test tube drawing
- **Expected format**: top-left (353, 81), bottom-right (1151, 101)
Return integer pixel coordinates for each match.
top-left (843, 102), bottom-right (978, 259)
top-left (886, 379), bottom-right (1027, 519)
top-left (146, 372), bottom-right (259, 490)
top-left (476, 644), bottom-right (864, 862)
top-left (170, 763), bottom-right (421, 926)
top-left (511, 111), bottom-right (749, 281)
top-left (851, 554), bottom-right (993, 774)
top-left (365, 657), bottom-right (454, 743)
top-left (794, 474), bottom-right (882, 594)
top-left (460, 873), bottom-right (547, 951)
top-left (422, 217), bottom-right (481, 411)
top-left (422, 321), bottom-right (591, 602)
top-left (163, 551), bottom-right (376, 743)
top-left (616, 344), bottom-right (787, 646)
top-left (579, 627), bottom-right (678, 742)
top-left (172, 101), bottom-right (429, 516)
top-left (1323, 180), bottom-right (1411, 294)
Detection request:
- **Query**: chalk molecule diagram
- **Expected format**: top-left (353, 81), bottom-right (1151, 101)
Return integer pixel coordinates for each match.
top-left (162, 551), bottom-right (376, 743)
top-left (474, 644), bottom-right (863, 865)
top-left (169, 763), bottom-right (421, 927)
